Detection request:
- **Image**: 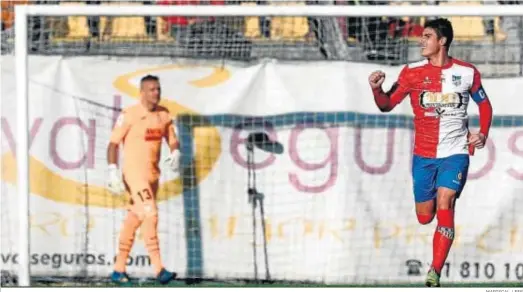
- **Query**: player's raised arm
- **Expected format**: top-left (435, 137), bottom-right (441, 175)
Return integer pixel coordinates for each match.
top-left (468, 67), bottom-right (493, 150)
top-left (369, 66), bottom-right (411, 112)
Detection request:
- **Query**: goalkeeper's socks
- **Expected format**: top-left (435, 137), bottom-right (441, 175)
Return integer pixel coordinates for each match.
top-left (142, 215), bottom-right (163, 275)
top-left (114, 212), bottom-right (141, 273)
top-left (431, 209), bottom-right (455, 275)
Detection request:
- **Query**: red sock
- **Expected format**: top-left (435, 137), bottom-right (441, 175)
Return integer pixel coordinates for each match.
top-left (432, 209), bottom-right (455, 275)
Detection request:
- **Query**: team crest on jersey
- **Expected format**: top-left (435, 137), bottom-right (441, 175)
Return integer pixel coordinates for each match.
top-left (452, 75), bottom-right (462, 86)
top-left (145, 128), bottom-right (163, 141)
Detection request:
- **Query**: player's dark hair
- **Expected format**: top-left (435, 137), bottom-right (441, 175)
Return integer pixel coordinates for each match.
top-left (424, 18), bottom-right (454, 51)
top-left (140, 74), bottom-right (160, 86)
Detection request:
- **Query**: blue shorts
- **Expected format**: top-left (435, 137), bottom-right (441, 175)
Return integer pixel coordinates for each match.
top-left (412, 154), bottom-right (470, 203)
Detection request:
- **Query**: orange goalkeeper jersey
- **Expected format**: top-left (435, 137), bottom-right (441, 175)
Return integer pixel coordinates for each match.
top-left (110, 103), bottom-right (177, 182)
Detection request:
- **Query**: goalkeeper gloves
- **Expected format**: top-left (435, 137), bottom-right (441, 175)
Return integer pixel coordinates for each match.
top-left (164, 149), bottom-right (180, 173)
top-left (107, 164), bottom-right (125, 195)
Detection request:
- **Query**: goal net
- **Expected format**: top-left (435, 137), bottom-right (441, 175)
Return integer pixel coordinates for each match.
top-left (2, 0), bottom-right (523, 287)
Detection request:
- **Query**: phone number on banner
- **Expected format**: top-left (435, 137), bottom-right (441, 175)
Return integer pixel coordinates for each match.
top-left (441, 262), bottom-right (523, 280)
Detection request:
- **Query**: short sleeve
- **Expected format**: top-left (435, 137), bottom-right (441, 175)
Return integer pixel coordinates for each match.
top-left (110, 112), bottom-right (131, 144)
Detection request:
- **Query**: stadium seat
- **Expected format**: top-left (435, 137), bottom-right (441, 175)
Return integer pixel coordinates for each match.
top-left (53, 2), bottom-right (153, 42)
top-left (156, 16), bottom-right (174, 41)
top-left (99, 2), bottom-right (149, 41)
top-left (56, 2), bottom-right (90, 40)
top-left (269, 2), bottom-right (309, 41)
top-left (386, 1), bottom-right (505, 43)
top-left (437, 1), bottom-right (490, 41)
top-left (492, 18), bottom-right (508, 42)
top-left (242, 2), bottom-right (262, 39)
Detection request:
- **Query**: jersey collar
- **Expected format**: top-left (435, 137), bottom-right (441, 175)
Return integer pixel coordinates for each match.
top-left (427, 57), bottom-right (454, 70)
top-left (137, 102), bottom-right (156, 118)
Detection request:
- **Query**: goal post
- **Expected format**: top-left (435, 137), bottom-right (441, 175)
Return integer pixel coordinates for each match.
top-left (14, 3), bottom-right (523, 17)
top-left (11, 2), bottom-right (523, 287)
top-left (14, 4), bottom-right (30, 288)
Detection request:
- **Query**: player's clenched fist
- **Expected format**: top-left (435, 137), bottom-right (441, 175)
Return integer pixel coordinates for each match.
top-left (468, 132), bottom-right (487, 149)
top-left (107, 164), bottom-right (125, 194)
top-left (368, 71), bottom-right (386, 90)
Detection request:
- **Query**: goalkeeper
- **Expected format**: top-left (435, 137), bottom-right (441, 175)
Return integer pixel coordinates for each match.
top-left (106, 75), bottom-right (180, 285)
top-left (368, 18), bottom-right (493, 287)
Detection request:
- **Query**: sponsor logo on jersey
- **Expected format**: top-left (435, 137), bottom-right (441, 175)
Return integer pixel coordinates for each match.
top-left (419, 91), bottom-right (468, 110)
top-left (145, 128), bottom-right (163, 141)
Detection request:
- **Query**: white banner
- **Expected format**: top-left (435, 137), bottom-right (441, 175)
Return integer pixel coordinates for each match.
top-left (1, 56), bottom-right (522, 284)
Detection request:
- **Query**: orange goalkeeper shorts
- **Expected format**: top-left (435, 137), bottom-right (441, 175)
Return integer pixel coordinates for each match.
top-left (123, 176), bottom-right (159, 219)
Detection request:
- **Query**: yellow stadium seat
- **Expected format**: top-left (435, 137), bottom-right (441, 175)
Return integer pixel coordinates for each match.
top-left (242, 2), bottom-right (262, 39)
top-left (439, 1), bottom-right (485, 41)
top-left (392, 1), bottom-right (505, 43)
top-left (61, 2), bottom-right (89, 39)
top-left (99, 2), bottom-right (149, 41)
top-left (66, 16), bottom-right (90, 38)
top-left (439, 1), bottom-right (507, 42)
top-left (493, 18), bottom-right (507, 42)
top-left (270, 2), bottom-right (309, 41)
top-left (156, 16), bottom-right (174, 41)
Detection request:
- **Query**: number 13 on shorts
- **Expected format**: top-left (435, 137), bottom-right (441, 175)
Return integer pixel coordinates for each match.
top-left (125, 180), bottom-right (158, 216)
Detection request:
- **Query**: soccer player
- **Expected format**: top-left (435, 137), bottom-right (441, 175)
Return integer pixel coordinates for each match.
top-left (368, 18), bottom-right (493, 287)
top-left (106, 74), bottom-right (181, 285)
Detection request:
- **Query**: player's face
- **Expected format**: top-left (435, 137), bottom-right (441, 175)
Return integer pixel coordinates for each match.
top-left (141, 80), bottom-right (161, 106)
top-left (420, 28), bottom-right (445, 58)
